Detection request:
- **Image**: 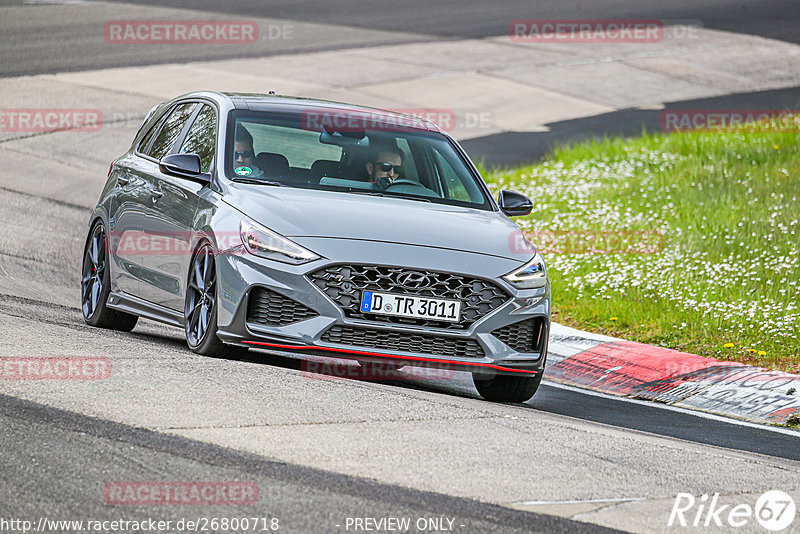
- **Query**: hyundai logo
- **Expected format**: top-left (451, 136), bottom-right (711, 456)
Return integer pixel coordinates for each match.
top-left (398, 272), bottom-right (430, 289)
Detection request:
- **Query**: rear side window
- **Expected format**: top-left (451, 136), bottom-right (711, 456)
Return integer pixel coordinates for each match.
top-left (180, 104), bottom-right (217, 173)
top-left (147, 103), bottom-right (196, 160)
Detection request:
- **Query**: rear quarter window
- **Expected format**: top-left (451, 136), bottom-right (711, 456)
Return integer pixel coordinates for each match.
top-left (136, 111), bottom-right (167, 154)
top-left (147, 103), bottom-right (197, 160)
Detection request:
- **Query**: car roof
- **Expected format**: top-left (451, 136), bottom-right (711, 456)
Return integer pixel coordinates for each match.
top-left (176, 91), bottom-right (444, 134)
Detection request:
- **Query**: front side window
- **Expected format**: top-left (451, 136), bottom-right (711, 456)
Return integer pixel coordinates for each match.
top-left (180, 104), bottom-right (217, 173)
top-left (430, 145), bottom-right (480, 203)
top-left (225, 110), bottom-right (491, 210)
top-left (147, 102), bottom-right (196, 161)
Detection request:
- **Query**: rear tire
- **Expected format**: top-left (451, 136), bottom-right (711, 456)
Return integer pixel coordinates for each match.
top-left (81, 221), bottom-right (138, 331)
top-left (184, 242), bottom-right (248, 360)
top-left (472, 372), bottom-right (543, 403)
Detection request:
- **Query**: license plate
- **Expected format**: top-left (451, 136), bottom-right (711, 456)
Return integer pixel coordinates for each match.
top-left (360, 291), bottom-right (461, 322)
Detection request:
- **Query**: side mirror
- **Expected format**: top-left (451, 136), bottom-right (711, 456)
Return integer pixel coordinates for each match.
top-left (498, 190), bottom-right (532, 217)
top-left (159, 154), bottom-right (206, 183)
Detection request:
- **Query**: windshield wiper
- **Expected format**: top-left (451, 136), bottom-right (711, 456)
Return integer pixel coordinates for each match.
top-left (232, 178), bottom-right (282, 186)
top-left (381, 192), bottom-right (433, 203)
top-left (326, 188), bottom-right (433, 203)
top-left (350, 190), bottom-right (433, 203)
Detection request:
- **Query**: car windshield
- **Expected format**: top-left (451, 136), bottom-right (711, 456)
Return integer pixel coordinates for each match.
top-left (225, 109), bottom-right (492, 209)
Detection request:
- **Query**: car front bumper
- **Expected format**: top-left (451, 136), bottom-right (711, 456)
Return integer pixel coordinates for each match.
top-left (214, 238), bottom-right (550, 376)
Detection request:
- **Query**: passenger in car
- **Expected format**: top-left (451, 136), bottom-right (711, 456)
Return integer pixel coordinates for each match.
top-left (365, 145), bottom-right (404, 189)
top-left (233, 125), bottom-right (264, 178)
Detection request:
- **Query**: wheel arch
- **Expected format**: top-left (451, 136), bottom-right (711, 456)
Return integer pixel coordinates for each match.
top-left (84, 209), bottom-right (109, 244)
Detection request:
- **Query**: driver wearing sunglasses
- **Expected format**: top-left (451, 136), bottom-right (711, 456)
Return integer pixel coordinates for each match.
top-left (366, 146), bottom-right (404, 190)
top-left (233, 125), bottom-right (264, 178)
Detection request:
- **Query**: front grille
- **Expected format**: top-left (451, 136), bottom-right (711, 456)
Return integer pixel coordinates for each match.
top-left (308, 264), bottom-right (509, 330)
top-left (322, 325), bottom-right (485, 358)
top-left (247, 287), bottom-right (318, 326)
top-left (492, 318), bottom-right (546, 353)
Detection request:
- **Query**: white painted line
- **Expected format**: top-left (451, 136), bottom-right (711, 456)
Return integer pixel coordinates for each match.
top-left (542, 380), bottom-right (800, 437)
top-left (512, 497), bottom-right (646, 506)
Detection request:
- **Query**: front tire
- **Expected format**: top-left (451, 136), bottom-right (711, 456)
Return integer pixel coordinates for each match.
top-left (184, 242), bottom-right (247, 359)
top-left (81, 221), bottom-right (138, 331)
top-left (472, 371), bottom-right (543, 403)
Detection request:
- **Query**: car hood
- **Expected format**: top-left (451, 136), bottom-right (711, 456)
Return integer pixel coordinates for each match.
top-left (223, 184), bottom-right (531, 261)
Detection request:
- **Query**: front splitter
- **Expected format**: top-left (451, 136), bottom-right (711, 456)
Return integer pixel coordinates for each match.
top-left (239, 339), bottom-right (539, 376)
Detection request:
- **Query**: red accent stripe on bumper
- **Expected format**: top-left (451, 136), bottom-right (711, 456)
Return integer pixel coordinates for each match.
top-left (240, 340), bottom-right (537, 375)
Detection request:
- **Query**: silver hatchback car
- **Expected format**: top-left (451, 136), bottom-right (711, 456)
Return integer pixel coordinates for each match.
top-left (82, 92), bottom-right (550, 402)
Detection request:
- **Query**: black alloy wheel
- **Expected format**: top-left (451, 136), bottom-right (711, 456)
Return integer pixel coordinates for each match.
top-left (185, 242), bottom-right (216, 349)
top-left (81, 222), bottom-right (138, 331)
top-left (185, 241), bottom-right (247, 359)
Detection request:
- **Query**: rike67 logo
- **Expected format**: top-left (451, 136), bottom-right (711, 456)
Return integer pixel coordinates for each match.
top-left (668, 491), bottom-right (796, 531)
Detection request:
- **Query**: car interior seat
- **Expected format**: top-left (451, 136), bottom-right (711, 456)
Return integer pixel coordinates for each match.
top-left (255, 152), bottom-right (290, 179)
top-left (309, 160), bottom-right (343, 184)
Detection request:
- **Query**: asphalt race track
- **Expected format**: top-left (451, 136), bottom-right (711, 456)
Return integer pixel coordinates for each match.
top-left (4, 0), bottom-right (800, 77)
top-left (0, 2), bottom-right (798, 533)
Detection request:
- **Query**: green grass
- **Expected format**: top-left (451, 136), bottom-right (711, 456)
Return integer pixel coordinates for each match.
top-left (482, 116), bottom-right (800, 372)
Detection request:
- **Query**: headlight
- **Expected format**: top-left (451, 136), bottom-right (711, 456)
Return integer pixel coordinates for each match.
top-left (503, 252), bottom-right (547, 289)
top-left (240, 219), bottom-right (320, 264)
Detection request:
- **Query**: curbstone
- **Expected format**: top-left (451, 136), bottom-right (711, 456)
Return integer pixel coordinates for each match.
top-left (546, 323), bottom-right (800, 426)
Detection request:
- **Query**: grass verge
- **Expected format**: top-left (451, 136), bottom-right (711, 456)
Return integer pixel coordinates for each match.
top-left (482, 116), bottom-right (800, 373)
